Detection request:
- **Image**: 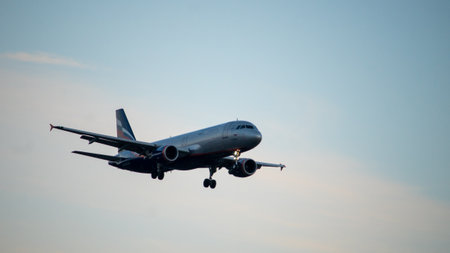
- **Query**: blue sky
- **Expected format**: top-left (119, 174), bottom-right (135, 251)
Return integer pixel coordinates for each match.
top-left (1, 1), bottom-right (449, 252)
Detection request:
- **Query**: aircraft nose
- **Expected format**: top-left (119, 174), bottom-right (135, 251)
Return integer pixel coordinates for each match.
top-left (254, 131), bottom-right (262, 144)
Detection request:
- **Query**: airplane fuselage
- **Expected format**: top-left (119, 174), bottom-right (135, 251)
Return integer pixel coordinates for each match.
top-left (111, 120), bottom-right (262, 173)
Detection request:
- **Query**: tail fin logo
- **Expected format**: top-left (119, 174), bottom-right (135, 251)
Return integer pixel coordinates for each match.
top-left (117, 120), bottom-right (135, 140)
top-left (116, 109), bottom-right (136, 141)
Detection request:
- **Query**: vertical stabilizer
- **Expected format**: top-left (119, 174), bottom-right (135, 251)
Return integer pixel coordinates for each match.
top-left (116, 109), bottom-right (137, 157)
top-left (116, 108), bottom-right (136, 140)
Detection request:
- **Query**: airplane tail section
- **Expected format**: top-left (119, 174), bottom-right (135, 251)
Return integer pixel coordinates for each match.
top-left (116, 109), bottom-right (138, 157)
top-left (116, 108), bottom-right (136, 141)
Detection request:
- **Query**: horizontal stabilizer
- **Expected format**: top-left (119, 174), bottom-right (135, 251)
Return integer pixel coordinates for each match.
top-left (72, 151), bottom-right (123, 162)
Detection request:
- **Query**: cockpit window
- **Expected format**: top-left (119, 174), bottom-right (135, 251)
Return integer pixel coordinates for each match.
top-left (236, 124), bottom-right (254, 130)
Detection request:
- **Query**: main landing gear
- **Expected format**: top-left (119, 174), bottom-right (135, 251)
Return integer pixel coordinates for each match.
top-left (151, 172), bottom-right (164, 180)
top-left (151, 165), bottom-right (165, 180)
top-left (203, 166), bottom-right (217, 189)
top-left (203, 178), bottom-right (216, 189)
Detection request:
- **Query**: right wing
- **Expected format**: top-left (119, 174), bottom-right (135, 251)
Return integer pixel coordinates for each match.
top-left (50, 124), bottom-right (158, 156)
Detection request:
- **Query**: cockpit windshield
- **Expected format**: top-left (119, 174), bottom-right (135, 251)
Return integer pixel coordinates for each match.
top-left (236, 124), bottom-right (254, 130)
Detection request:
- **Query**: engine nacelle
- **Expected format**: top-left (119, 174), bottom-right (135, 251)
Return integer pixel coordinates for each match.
top-left (230, 158), bottom-right (257, 177)
top-left (153, 145), bottom-right (179, 162)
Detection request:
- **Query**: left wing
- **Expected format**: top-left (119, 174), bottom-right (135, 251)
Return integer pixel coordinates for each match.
top-left (255, 161), bottom-right (286, 170)
top-left (217, 156), bottom-right (285, 171)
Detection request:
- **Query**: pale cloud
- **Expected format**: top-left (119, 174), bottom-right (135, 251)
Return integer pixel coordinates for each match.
top-left (2, 51), bottom-right (90, 69)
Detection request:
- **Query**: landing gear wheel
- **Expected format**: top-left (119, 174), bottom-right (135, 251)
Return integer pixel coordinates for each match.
top-left (203, 178), bottom-right (210, 188)
top-left (151, 172), bottom-right (157, 179)
top-left (203, 166), bottom-right (219, 189)
top-left (157, 173), bottom-right (164, 180)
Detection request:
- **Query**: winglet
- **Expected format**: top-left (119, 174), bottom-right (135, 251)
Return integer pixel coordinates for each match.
top-left (281, 164), bottom-right (286, 171)
top-left (50, 124), bottom-right (54, 132)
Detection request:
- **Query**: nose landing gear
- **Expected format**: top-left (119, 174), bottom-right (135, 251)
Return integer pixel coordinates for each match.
top-left (233, 149), bottom-right (241, 161)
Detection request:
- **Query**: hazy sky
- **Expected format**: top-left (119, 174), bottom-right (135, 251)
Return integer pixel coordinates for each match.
top-left (1, 1), bottom-right (449, 252)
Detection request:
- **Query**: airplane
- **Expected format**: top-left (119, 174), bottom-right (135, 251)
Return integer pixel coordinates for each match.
top-left (50, 109), bottom-right (285, 189)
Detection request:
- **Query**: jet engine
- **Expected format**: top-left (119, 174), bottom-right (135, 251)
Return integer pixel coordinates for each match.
top-left (230, 158), bottom-right (257, 177)
top-left (153, 145), bottom-right (179, 162)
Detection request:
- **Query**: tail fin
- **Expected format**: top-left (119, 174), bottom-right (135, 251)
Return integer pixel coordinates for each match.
top-left (116, 109), bottom-right (138, 157)
top-left (116, 108), bottom-right (136, 141)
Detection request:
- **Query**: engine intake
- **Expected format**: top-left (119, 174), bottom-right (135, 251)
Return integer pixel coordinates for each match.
top-left (153, 145), bottom-right (179, 162)
top-left (230, 158), bottom-right (257, 177)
